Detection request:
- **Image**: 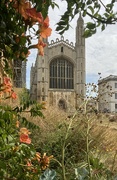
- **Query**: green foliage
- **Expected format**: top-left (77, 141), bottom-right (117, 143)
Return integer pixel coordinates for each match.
top-left (0, 0), bottom-right (28, 76)
top-left (34, 0), bottom-right (59, 18)
top-left (0, 95), bottom-right (48, 179)
top-left (19, 88), bottom-right (30, 105)
top-left (0, 106), bottom-right (35, 179)
top-left (56, 0), bottom-right (117, 37)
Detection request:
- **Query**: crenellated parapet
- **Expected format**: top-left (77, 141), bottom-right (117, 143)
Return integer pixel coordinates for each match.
top-left (48, 35), bottom-right (75, 49)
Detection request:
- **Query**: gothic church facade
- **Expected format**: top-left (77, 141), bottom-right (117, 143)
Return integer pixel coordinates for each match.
top-left (30, 15), bottom-right (86, 110)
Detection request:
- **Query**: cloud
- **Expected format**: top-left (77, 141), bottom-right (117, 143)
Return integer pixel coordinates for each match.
top-left (86, 24), bottom-right (117, 81)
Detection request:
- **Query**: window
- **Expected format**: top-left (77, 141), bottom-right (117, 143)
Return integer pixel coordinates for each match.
top-left (81, 63), bottom-right (82, 69)
top-left (42, 77), bottom-right (44, 82)
top-left (115, 93), bottom-right (117, 99)
top-left (50, 58), bottom-right (74, 89)
top-left (42, 96), bottom-right (45, 101)
top-left (61, 47), bottom-right (63, 52)
top-left (115, 104), bottom-right (117, 109)
top-left (115, 83), bottom-right (117, 88)
top-left (58, 99), bottom-right (66, 109)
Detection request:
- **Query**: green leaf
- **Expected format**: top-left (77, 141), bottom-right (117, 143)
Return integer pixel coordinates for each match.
top-left (5, 45), bottom-right (12, 54)
top-left (0, 160), bottom-right (6, 169)
top-left (20, 116), bottom-right (39, 129)
top-left (101, 24), bottom-right (105, 31)
top-left (87, 0), bottom-right (92, 5)
top-left (83, 30), bottom-right (92, 38)
top-left (88, 6), bottom-right (94, 14)
top-left (51, 2), bottom-right (59, 9)
top-left (86, 22), bottom-right (96, 29)
top-left (83, 10), bottom-right (87, 17)
top-left (104, 12), bottom-right (110, 18)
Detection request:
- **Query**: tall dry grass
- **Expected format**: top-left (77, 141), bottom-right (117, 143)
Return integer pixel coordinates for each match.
top-left (25, 107), bottom-right (117, 166)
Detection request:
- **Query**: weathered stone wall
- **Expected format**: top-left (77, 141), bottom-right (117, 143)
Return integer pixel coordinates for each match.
top-left (48, 90), bottom-right (76, 112)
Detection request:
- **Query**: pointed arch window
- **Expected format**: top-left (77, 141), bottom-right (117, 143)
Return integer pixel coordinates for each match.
top-left (50, 58), bottom-right (74, 89)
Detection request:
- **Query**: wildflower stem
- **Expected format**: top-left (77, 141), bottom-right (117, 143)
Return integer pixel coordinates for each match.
top-left (62, 111), bottom-right (77, 180)
top-left (52, 158), bottom-right (62, 167)
top-left (86, 116), bottom-right (92, 179)
top-left (111, 150), bottom-right (117, 173)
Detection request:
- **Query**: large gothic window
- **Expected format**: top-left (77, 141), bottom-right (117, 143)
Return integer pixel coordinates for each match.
top-left (50, 58), bottom-right (74, 89)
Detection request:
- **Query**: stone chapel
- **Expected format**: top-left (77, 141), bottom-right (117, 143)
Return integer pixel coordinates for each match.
top-left (30, 15), bottom-right (86, 110)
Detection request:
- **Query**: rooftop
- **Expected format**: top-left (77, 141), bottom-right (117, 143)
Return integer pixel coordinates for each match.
top-left (98, 75), bottom-right (117, 84)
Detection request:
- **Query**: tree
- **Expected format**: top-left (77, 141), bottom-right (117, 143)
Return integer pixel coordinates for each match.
top-left (56, 0), bottom-right (117, 37)
top-left (0, 0), bottom-right (57, 76)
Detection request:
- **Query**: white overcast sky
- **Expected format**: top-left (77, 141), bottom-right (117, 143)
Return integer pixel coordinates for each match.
top-left (26, 0), bottom-right (117, 89)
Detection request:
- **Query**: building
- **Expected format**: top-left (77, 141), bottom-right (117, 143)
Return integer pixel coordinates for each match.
top-left (30, 15), bottom-right (86, 111)
top-left (13, 60), bottom-right (26, 88)
top-left (0, 50), bottom-right (26, 88)
top-left (0, 52), bottom-right (26, 104)
top-left (98, 75), bottom-right (117, 113)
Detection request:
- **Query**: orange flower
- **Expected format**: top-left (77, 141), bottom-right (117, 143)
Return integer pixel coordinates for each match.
top-left (3, 77), bottom-right (12, 93)
top-left (15, 50), bottom-right (30, 58)
top-left (11, 91), bottom-right (17, 99)
top-left (13, 0), bottom-right (31, 20)
top-left (16, 120), bottom-right (20, 128)
top-left (29, 37), bottom-right (46, 56)
top-left (22, 50), bottom-right (30, 58)
top-left (3, 77), bottom-right (12, 87)
top-left (26, 8), bottom-right (52, 38)
top-left (15, 33), bottom-right (26, 44)
top-left (25, 8), bottom-right (43, 23)
top-left (27, 161), bottom-right (31, 166)
top-left (20, 133), bottom-right (31, 144)
top-left (27, 160), bottom-right (32, 169)
top-left (19, 127), bottom-right (31, 135)
top-left (36, 152), bottom-right (41, 162)
top-left (39, 16), bottom-right (52, 38)
top-left (3, 86), bottom-right (12, 93)
top-left (40, 153), bottom-right (53, 170)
